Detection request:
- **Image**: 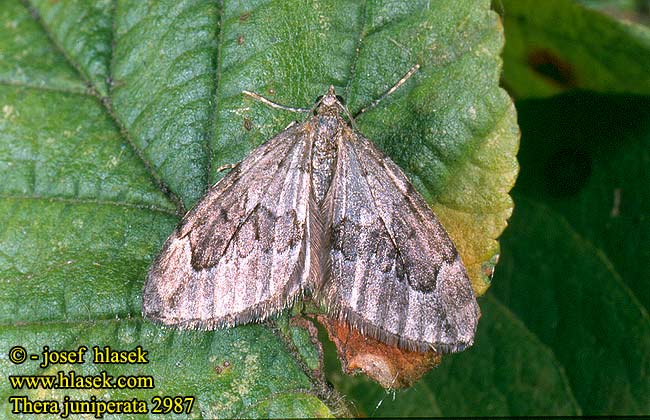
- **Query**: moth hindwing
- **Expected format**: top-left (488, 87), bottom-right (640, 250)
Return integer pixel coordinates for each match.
top-left (143, 87), bottom-right (480, 353)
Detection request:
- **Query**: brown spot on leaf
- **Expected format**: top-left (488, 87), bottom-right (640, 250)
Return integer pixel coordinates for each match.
top-left (239, 11), bottom-right (251, 22)
top-left (214, 360), bottom-right (231, 375)
top-left (237, 35), bottom-right (245, 45)
top-left (317, 315), bottom-right (441, 389)
top-left (527, 49), bottom-right (576, 88)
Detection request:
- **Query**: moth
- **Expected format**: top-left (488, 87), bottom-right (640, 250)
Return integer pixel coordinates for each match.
top-left (143, 75), bottom-right (480, 353)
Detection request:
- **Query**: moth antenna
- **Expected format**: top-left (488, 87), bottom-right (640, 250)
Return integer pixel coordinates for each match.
top-left (242, 90), bottom-right (311, 113)
top-left (337, 96), bottom-right (357, 126)
top-left (354, 63), bottom-right (420, 117)
top-left (390, 372), bottom-right (400, 389)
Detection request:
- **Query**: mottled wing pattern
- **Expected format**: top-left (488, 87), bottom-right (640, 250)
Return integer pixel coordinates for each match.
top-left (320, 131), bottom-right (480, 353)
top-left (143, 123), bottom-right (313, 329)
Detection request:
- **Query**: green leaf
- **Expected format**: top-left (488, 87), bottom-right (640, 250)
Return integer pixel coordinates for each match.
top-left (492, 93), bottom-right (650, 414)
top-left (513, 93), bottom-right (650, 313)
top-left (0, 1), bottom-right (84, 93)
top-left (28, 0), bottom-right (114, 97)
top-left (498, 0), bottom-right (650, 98)
top-left (494, 195), bottom-right (650, 414)
top-left (111, 0), bottom-right (219, 209)
top-left (0, 0), bottom-right (517, 418)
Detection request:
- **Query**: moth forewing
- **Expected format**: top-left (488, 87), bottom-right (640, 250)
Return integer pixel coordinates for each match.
top-left (142, 123), bottom-right (314, 329)
top-left (315, 128), bottom-right (479, 353)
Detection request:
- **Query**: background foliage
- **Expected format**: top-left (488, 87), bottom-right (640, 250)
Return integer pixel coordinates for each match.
top-left (0, 0), bottom-right (648, 417)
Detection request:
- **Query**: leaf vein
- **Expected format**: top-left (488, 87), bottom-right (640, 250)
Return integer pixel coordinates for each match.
top-left (22, 0), bottom-right (185, 215)
top-left (0, 195), bottom-right (178, 216)
top-left (0, 79), bottom-right (90, 96)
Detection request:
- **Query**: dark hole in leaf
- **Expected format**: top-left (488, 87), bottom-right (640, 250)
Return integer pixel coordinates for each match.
top-left (527, 49), bottom-right (576, 88)
top-left (544, 147), bottom-right (592, 197)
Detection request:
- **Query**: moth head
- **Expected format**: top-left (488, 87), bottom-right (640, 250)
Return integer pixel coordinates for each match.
top-left (314, 85), bottom-right (347, 117)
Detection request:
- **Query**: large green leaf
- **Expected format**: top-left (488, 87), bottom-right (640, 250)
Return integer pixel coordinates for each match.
top-left (493, 196), bottom-right (650, 415)
top-left (513, 93), bottom-right (650, 313)
top-left (0, 0), bottom-right (517, 417)
top-left (492, 93), bottom-right (650, 414)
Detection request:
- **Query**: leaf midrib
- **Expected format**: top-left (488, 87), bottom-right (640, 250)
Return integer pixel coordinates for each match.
top-left (0, 194), bottom-right (178, 216)
top-left (21, 0), bottom-right (184, 215)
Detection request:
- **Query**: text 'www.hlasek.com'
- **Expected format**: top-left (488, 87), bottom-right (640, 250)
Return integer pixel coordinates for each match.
top-left (6, 345), bottom-right (195, 418)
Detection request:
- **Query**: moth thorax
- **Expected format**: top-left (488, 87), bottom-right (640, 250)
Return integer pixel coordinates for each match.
top-left (317, 98), bottom-right (341, 116)
top-left (311, 115), bottom-right (340, 204)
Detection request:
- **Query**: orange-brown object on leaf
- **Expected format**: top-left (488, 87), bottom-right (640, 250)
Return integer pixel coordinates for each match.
top-left (317, 315), bottom-right (441, 389)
